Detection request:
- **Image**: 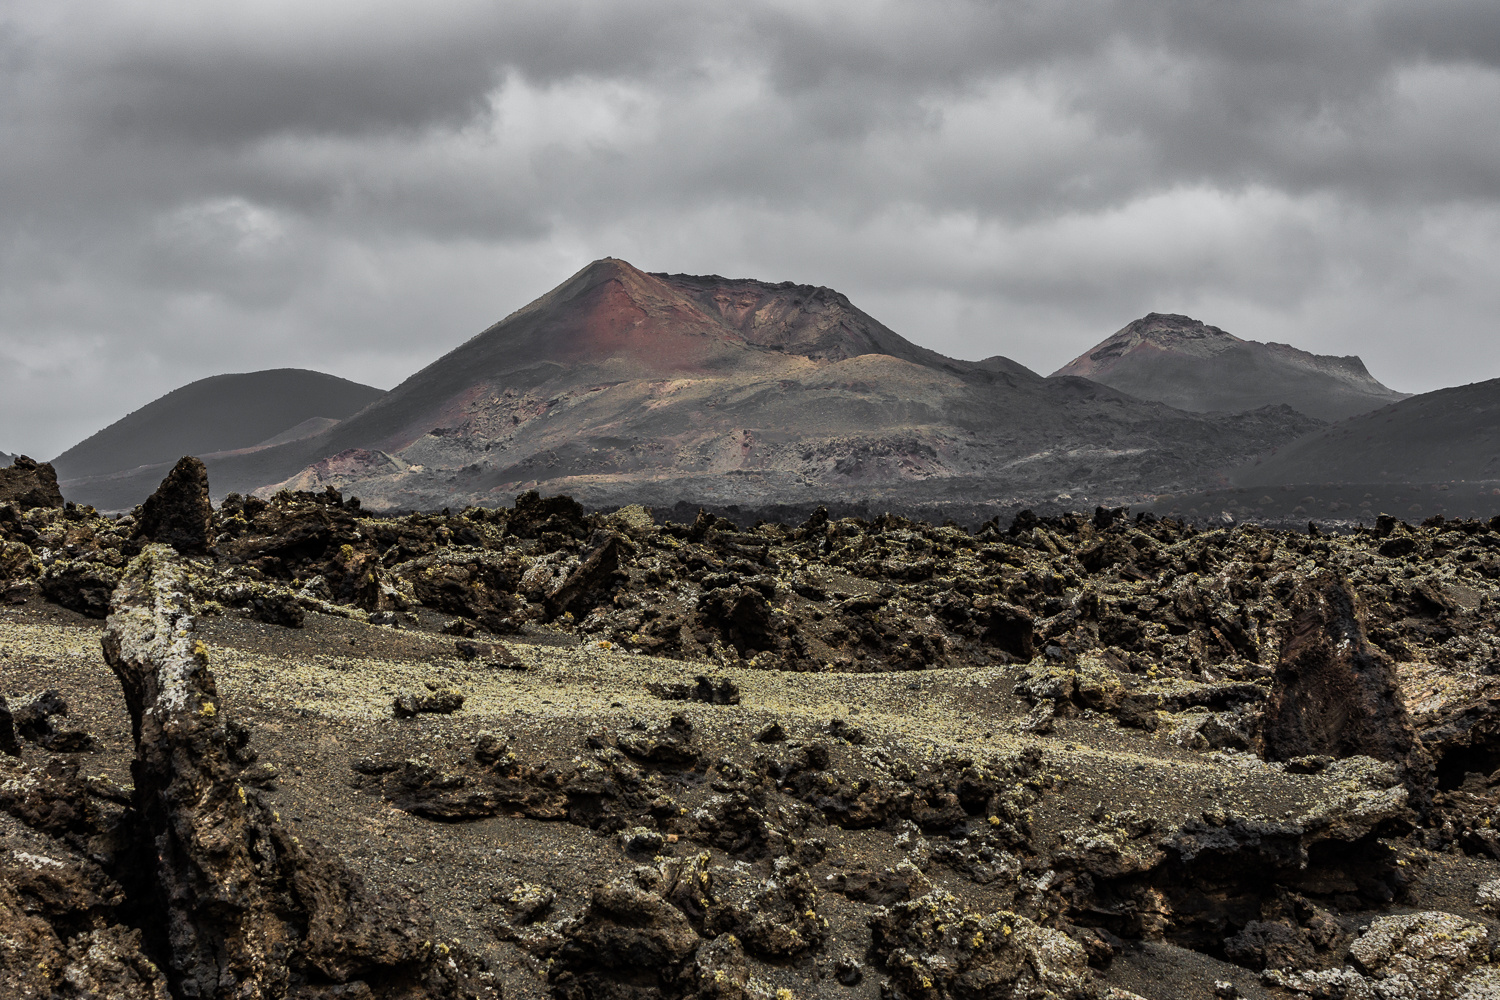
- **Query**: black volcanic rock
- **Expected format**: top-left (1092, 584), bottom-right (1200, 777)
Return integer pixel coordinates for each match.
top-left (1260, 572), bottom-right (1430, 790)
top-left (0, 455), bottom-right (64, 510)
top-left (101, 546), bottom-right (486, 998)
top-left (13, 488), bottom-right (1500, 995)
top-left (1053, 312), bottom-right (1407, 421)
top-left (133, 456), bottom-right (214, 555)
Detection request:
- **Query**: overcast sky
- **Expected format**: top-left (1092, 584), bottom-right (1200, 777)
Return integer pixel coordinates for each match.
top-left (3, 1), bottom-right (1499, 458)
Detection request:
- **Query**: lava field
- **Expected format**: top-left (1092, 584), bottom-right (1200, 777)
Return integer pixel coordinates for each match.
top-left (7, 458), bottom-right (1500, 998)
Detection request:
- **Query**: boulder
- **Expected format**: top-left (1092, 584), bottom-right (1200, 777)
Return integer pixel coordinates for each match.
top-left (0, 455), bottom-right (64, 511)
top-left (546, 871), bottom-right (703, 997)
top-left (507, 490), bottom-right (588, 540)
top-left (12, 689), bottom-right (96, 752)
top-left (38, 559), bottom-right (120, 618)
top-left (1268, 911), bottom-right (1495, 999)
top-left (1260, 572), bottom-right (1431, 789)
top-left (544, 529), bottom-right (626, 619)
top-left (0, 838), bottom-right (170, 999)
top-left (869, 889), bottom-right (1095, 1000)
top-left (710, 858), bottom-right (827, 959)
top-left (132, 456), bottom-right (214, 555)
top-left (392, 688), bottom-right (465, 718)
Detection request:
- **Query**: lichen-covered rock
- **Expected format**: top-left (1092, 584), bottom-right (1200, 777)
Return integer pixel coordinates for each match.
top-left (870, 889), bottom-right (1096, 1000)
top-left (390, 549), bottom-right (525, 627)
top-left (392, 687), bottom-right (465, 718)
top-left (546, 870), bottom-right (704, 999)
top-left (1267, 911), bottom-right (1495, 999)
top-left (692, 935), bottom-right (766, 1000)
top-left (1476, 879), bottom-right (1500, 915)
top-left (0, 845), bottom-right (171, 999)
top-left (0, 537), bottom-right (39, 581)
top-left (132, 456), bottom-right (215, 555)
top-left (39, 558), bottom-right (121, 618)
top-left (710, 858), bottom-right (827, 959)
top-left (1348, 913), bottom-right (1489, 992)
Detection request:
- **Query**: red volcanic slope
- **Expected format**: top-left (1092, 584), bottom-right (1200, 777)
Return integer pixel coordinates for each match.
top-left (309, 258), bottom-right (960, 455)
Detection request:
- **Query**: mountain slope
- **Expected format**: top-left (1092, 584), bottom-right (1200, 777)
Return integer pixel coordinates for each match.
top-left (232, 259), bottom-right (1318, 511)
top-left (53, 369), bottom-right (385, 485)
top-left (53, 261), bottom-right (1325, 511)
top-left (1053, 313), bottom-right (1408, 422)
top-left (1229, 378), bottom-right (1500, 486)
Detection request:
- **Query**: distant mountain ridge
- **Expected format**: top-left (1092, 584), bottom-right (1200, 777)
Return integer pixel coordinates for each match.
top-left (54, 369), bottom-right (385, 506)
top-left (1053, 313), bottom-right (1408, 422)
top-left (49, 262), bottom-right (1353, 513)
top-left (1230, 378), bottom-right (1500, 486)
top-left (158, 258), bottom-right (1317, 512)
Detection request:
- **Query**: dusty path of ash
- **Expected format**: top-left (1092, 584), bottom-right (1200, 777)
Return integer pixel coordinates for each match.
top-left (8, 469), bottom-right (1500, 996)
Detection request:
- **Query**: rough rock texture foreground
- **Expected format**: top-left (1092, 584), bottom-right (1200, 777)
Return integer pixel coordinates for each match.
top-left (1260, 571), bottom-right (1432, 792)
top-left (10, 479), bottom-right (1500, 996)
top-left (0, 545), bottom-right (494, 999)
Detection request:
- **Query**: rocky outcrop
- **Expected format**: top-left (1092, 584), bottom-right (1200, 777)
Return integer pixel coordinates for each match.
top-left (0, 835), bottom-right (172, 999)
top-left (545, 867), bottom-right (707, 999)
top-left (102, 544), bottom-right (489, 999)
top-left (14, 487), bottom-right (1500, 994)
top-left (1260, 572), bottom-right (1431, 791)
top-left (1266, 911), bottom-right (1499, 998)
top-left (870, 889), bottom-right (1095, 1000)
top-left (132, 456), bottom-right (215, 555)
top-left (0, 455), bottom-right (64, 510)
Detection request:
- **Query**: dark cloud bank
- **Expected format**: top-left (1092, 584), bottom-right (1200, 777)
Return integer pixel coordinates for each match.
top-left (3, 0), bottom-right (1498, 457)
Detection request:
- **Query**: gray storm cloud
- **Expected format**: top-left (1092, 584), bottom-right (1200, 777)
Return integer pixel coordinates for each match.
top-left (2, 0), bottom-right (1498, 456)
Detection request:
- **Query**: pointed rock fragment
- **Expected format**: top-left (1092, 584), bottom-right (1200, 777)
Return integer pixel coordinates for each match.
top-left (132, 456), bottom-right (215, 554)
top-left (1260, 571), bottom-right (1430, 791)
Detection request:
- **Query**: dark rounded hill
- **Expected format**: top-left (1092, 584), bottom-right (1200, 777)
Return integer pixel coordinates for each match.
top-left (1230, 378), bottom-right (1500, 486)
top-left (52, 369), bottom-right (385, 482)
top-left (1052, 313), bottom-right (1408, 422)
